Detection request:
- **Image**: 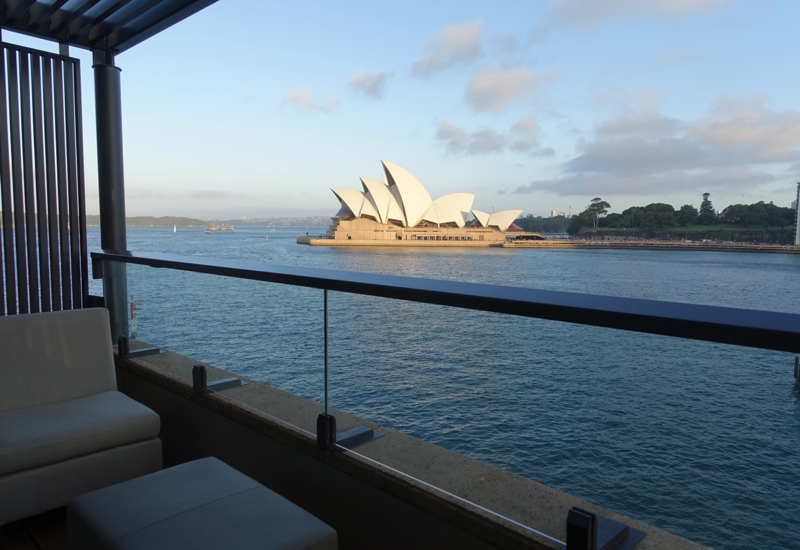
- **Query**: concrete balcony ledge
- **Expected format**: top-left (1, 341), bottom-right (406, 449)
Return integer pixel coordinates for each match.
top-left (115, 341), bottom-right (709, 550)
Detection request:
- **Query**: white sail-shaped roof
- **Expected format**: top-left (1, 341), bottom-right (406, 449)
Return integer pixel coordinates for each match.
top-left (382, 160), bottom-right (432, 228)
top-left (487, 210), bottom-right (523, 231)
top-left (331, 161), bottom-right (524, 230)
top-left (331, 188), bottom-right (378, 219)
top-left (360, 194), bottom-right (379, 219)
top-left (471, 210), bottom-right (491, 228)
top-left (431, 193), bottom-right (474, 227)
top-left (360, 177), bottom-right (405, 225)
top-left (421, 202), bottom-right (452, 226)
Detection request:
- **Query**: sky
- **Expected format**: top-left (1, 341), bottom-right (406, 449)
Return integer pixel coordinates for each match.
top-left (5, 0), bottom-right (800, 218)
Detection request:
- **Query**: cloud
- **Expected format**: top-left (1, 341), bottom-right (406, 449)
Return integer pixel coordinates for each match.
top-left (656, 46), bottom-right (694, 67)
top-left (508, 116), bottom-right (541, 152)
top-left (515, 169), bottom-right (775, 196)
top-left (412, 20), bottom-right (482, 76)
top-left (491, 34), bottom-right (523, 56)
top-left (466, 67), bottom-right (558, 113)
top-left (541, 0), bottom-right (731, 28)
top-left (282, 88), bottom-right (340, 112)
top-left (689, 95), bottom-right (800, 163)
top-left (436, 117), bottom-right (554, 157)
top-left (189, 191), bottom-right (234, 200)
top-left (127, 189), bottom-right (167, 200)
top-left (347, 70), bottom-right (394, 99)
top-left (529, 0), bottom-right (732, 42)
top-left (516, 93), bottom-right (800, 196)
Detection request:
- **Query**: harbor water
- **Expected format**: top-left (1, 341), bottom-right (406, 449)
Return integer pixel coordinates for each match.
top-left (90, 226), bottom-right (800, 550)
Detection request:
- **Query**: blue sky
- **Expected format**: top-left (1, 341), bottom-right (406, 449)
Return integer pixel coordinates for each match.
top-left (5, 0), bottom-right (800, 218)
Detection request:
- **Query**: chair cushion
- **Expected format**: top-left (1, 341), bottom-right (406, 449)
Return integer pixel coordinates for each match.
top-left (0, 308), bottom-right (117, 412)
top-left (0, 391), bottom-right (160, 476)
top-left (68, 457), bottom-right (338, 550)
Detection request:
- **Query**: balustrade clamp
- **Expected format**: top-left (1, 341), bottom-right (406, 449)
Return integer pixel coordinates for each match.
top-left (192, 364), bottom-right (247, 394)
top-left (317, 413), bottom-right (336, 451)
top-left (117, 336), bottom-right (163, 359)
top-left (564, 506), bottom-right (645, 550)
top-left (316, 414), bottom-right (384, 451)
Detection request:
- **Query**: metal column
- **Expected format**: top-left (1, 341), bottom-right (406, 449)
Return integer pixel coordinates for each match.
top-left (93, 49), bottom-right (128, 342)
top-left (794, 183), bottom-right (799, 246)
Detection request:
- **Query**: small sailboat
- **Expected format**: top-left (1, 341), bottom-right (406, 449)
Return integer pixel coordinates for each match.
top-left (173, 225), bottom-right (177, 233)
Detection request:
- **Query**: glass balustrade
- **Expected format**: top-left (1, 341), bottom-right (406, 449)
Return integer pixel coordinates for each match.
top-left (97, 252), bottom-right (800, 550)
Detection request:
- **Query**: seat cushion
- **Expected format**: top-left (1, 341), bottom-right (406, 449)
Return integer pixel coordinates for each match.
top-left (68, 457), bottom-right (337, 550)
top-left (0, 391), bottom-right (160, 476)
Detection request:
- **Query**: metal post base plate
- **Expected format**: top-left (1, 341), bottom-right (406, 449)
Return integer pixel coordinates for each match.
top-left (336, 426), bottom-right (384, 450)
top-left (127, 347), bottom-right (163, 358)
top-left (207, 377), bottom-right (247, 391)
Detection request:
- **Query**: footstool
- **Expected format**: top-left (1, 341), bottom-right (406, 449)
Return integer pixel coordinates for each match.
top-left (67, 457), bottom-right (337, 550)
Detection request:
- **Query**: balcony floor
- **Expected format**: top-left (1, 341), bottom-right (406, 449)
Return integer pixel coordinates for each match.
top-left (0, 508), bottom-right (67, 550)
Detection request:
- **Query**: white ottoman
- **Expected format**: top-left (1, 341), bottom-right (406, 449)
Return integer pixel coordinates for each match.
top-left (67, 457), bottom-right (337, 550)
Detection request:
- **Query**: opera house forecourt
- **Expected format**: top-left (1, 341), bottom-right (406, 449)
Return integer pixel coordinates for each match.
top-left (297, 160), bottom-right (526, 246)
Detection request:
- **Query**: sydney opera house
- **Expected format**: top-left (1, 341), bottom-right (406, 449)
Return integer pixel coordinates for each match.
top-left (299, 160), bottom-right (524, 246)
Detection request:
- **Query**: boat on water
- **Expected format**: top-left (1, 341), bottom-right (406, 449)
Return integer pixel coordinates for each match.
top-left (265, 235), bottom-right (270, 242)
top-left (173, 225), bottom-right (176, 233)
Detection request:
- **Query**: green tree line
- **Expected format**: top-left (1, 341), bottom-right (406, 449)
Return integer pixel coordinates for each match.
top-left (554, 194), bottom-right (796, 235)
top-left (512, 214), bottom-right (571, 234)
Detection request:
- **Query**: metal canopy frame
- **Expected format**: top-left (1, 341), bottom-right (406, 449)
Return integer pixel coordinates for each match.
top-left (0, 0), bottom-right (218, 53)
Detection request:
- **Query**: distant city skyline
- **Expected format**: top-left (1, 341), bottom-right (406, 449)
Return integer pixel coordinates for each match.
top-left (3, 0), bottom-right (799, 218)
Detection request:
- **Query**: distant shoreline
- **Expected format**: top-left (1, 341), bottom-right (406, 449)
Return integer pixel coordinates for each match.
top-left (300, 236), bottom-right (800, 254)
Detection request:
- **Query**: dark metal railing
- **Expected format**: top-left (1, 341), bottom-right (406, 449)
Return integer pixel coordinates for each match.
top-left (1, 42), bottom-right (88, 316)
top-left (91, 250), bottom-right (800, 354)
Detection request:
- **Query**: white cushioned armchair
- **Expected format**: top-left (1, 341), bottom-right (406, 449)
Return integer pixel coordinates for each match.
top-left (0, 308), bottom-right (162, 525)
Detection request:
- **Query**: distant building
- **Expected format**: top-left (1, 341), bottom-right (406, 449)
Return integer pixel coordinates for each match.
top-left (559, 211), bottom-right (567, 218)
top-left (548, 210), bottom-right (557, 218)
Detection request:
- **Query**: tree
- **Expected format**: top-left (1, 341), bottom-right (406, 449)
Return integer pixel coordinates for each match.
top-left (567, 214), bottom-right (592, 235)
top-left (644, 203), bottom-right (675, 214)
top-left (621, 206), bottom-right (644, 228)
top-left (584, 198), bottom-right (610, 230)
top-left (653, 211), bottom-right (677, 228)
top-left (601, 213), bottom-right (625, 228)
top-left (676, 205), bottom-right (698, 227)
top-left (698, 193), bottom-right (715, 225)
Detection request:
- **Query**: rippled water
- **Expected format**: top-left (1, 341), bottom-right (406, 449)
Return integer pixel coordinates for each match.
top-left (90, 226), bottom-right (800, 550)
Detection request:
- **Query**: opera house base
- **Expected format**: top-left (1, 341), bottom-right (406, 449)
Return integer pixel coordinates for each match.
top-left (298, 217), bottom-right (513, 247)
top-left (299, 237), bottom-right (499, 247)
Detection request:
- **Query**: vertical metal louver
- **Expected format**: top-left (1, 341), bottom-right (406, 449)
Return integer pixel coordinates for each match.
top-left (0, 42), bottom-right (88, 316)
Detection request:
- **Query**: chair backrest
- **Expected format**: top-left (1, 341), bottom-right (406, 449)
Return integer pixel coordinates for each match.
top-left (0, 308), bottom-right (117, 412)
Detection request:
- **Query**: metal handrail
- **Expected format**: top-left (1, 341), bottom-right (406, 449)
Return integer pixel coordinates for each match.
top-left (91, 249), bottom-right (800, 354)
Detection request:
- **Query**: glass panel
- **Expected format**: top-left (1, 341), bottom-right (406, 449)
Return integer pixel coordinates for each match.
top-left (328, 294), bottom-right (797, 550)
top-left (121, 261), bottom-right (326, 408)
top-left (95, 226), bottom-right (800, 550)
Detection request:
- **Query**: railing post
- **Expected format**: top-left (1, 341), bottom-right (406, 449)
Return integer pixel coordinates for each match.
top-left (317, 288), bottom-right (337, 450)
top-left (324, 288), bottom-right (328, 415)
top-left (93, 49), bottom-right (127, 342)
